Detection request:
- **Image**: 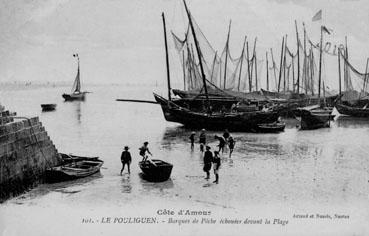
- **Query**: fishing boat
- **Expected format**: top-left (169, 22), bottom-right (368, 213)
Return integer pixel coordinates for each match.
top-left (62, 54), bottom-right (87, 101)
top-left (41, 104), bottom-right (56, 111)
top-left (59, 153), bottom-right (100, 163)
top-left (296, 105), bottom-right (332, 130)
top-left (335, 103), bottom-right (369, 117)
top-left (45, 155), bottom-right (103, 183)
top-left (139, 159), bottom-right (173, 182)
top-left (255, 122), bottom-right (286, 133)
top-left (154, 93), bottom-right (279, 131)
top-left (156, 3), bottom-right (280, 132)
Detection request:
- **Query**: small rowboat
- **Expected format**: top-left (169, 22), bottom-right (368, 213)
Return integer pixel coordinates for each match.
top-left (46, 157), bottom-right (103, 183)
top-left (59, 153), bottom-right (100, 163)
top-left (139, 159), bottom-right (173, 182)
top-left (41, 104), bottom-right (56, 111)
top-left (255, 122), bottom-right (286, 133)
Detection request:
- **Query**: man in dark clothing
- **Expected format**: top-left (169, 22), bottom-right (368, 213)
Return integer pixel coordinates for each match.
top-left (189, 132), bottom-right (195, 150)
top-left (214, 135), bottom-right (226, 153)
top-left (228, 136), bottom-right (236, 158)
top-left (213, 151), bottom-right (221, 184)
top-left (203, 146), bottom-right (213, 179)
top-left (120, 146), bottom-right (132, 175)
top-left (199, 129), bottom-right (206, 152)
top-left (223, 129), bottom-right (230, 143)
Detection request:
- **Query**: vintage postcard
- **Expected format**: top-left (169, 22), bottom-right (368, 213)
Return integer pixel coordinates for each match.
top-left (0, 0), bottom-right (368, 235)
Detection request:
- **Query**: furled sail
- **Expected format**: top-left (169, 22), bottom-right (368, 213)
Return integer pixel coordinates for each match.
top-left (71, 57), bottom-right (81, 93)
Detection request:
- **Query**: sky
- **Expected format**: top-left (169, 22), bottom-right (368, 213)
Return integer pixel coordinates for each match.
top-left (0, 0), bottom-right (368, 87)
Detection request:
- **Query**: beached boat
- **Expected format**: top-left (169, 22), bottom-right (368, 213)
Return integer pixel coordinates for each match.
top-left (41, 104), bottom-right (56, 111)
top-left (139, 159), bottom-right (173, 182)
top-left (62, 54), bottom-right (87, 101)
top-left (154, 93), bottom-right (279, 131)
top-left (296, 105), bottom-right (333, 130)
top-left (255, 122), bottom-right (286, 133)
top-left (335, 103), bottom-right (369, 117)
top-left (157, 6), bottom-right (280, 132)
top-left (45, 157), bottom-right (103, 183)
top-left (59, 153), bottom-right (100, 163)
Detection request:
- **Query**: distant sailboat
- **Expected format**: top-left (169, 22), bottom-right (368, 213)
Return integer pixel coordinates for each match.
top-left (62, 54), bottom-right (87, 101)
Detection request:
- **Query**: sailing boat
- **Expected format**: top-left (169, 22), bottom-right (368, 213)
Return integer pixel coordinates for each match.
top-left (155, 2), bottom-right (280, 132)
top-left (62, 54), bottom-right (87, 101)
top-left (297, 25), bottom-right (333, 129)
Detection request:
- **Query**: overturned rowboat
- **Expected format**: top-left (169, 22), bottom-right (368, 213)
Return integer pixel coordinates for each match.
top-left (139, 159), bottom-right (173, 182)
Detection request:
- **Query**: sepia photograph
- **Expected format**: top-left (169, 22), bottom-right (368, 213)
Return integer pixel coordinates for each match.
top-left (0, 0), bottom-right (368, 235)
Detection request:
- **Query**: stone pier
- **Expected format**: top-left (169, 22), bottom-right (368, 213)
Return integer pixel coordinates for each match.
top-left (0, 109), bottom-right (61, 202)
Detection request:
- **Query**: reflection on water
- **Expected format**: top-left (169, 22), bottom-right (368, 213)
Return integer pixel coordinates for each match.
top-left (72, 101), bottom-right (82, 124)
top-left (121, 175), bottom-right (132, 193)
top-left (335, 115), bottom-right (369, 128)
top-left (139, 175), bottom-right (174, 196)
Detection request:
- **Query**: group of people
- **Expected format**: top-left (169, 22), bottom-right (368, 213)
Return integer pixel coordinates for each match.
top-left (189, 128), bottom-right (236, 184)
top-left (189, 129), bottom-right (236, 157)
top-left (120, 129), bottom-right (236, 183)
top-left (120, 141), bottom-right (152, 175)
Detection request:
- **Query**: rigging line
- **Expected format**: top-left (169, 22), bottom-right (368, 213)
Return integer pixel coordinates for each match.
top-left (339, 50), bottom-right (369, 78)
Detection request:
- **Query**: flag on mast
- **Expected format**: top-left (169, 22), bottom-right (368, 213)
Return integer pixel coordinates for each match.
top-left (312, 10), bottom-right (322, 21)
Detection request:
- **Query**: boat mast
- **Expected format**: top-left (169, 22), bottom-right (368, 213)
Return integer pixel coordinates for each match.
top-left (266, 51), bottom-right (269, 91)
top-left (362, 58), bottom-right (369, 98)
top-left (338, 48), bottom-right (342, 99)
top-left (303, 22), bottom-right (307, 94)
top-left (344, 36), bottom-right (349, 91)
top-left (310, 45), bottom-right (314, 95)
top-left (162, 13), bottom-right (171, 102)
top-left (253, 37), bottom-right (258, 91)
top-left (223, 21), bottom-right (231, 90)
top-left (238, 36), bottom-right (247, 91)
top-left (183, 0), bottom-right (209, 106)
top-left (278, 36), bottom-right (285, 93)
top-left (318, 26), bottom-right (323, 101)
top-left (247, 41), bottom-right (252, 92)
top-left (270, 48), bottom-right (277, 91)
top-left (295, 21), bottom-right (300, 94)
top-left (182, 50), bottom-right (186, 90)
top-left (283, 35), bottom-right (287, 93)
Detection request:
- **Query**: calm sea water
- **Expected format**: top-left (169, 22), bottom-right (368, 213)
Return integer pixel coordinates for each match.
top-left (0, 84), bottom-right (369, 236)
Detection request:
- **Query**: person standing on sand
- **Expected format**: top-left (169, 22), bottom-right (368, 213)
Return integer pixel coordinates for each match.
top-left (228, 136), bottom-right (236, 158)
top-left (223, 129), bottom-right (230, 143)
top-left (189, 131), bottom-right (195, 150)
top-left (120, 146), bottom-right (132, 175)
top-left (139, 141), bottom-right (152, 161)
top-left (214, 135), bottom-right (226, 153)
top-left (212, 151), bottom-right (221, 183)
top-left (203, 146), bottom-right (213, 179)
top-left (199, 129), bottom-right (206, 152)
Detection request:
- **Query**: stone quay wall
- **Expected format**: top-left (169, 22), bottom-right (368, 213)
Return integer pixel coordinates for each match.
top-left (0, 110), bottom-right (62, 202)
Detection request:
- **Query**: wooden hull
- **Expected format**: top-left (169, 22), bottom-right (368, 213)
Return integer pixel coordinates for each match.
top-left (335, 103), bottom-right (369, 117)
top-left (154, 93), bottom-right (279, 132)
top-left (299, 109), bottom-right (332, 130)
top-left (139, 159), bottom-right (173, 182)
top-left (45, 159), bottom-right (103, 183)
top-left (62, 92), bottom-right (86, 101)
top-left (41, 104), bottom-right (56, 111)
top-left (255, 122), bottom-right (286, 133)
